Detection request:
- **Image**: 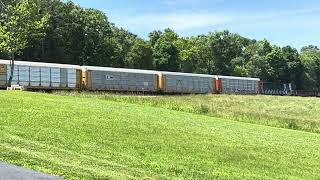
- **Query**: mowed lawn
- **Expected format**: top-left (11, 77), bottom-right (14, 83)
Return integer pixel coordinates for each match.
top-left (0, 91), bottom-right (320, 179)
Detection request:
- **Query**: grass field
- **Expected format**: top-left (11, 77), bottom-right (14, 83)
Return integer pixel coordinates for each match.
top-left (56, 92), bottom-right (320, 134)
top-left (1, 91), bottom-right (320, 179)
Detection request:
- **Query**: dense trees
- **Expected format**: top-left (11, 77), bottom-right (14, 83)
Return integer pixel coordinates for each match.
top-left (126, 38), bottom-right (153, 70)
top-left (0, 0), bottom-right (49, 85)
top-left (300, 46), bottom-right (320, 90)
top-left (0, 0), bottom-right (319, 90)
top-left (152, 28), bottom-right (180, 72)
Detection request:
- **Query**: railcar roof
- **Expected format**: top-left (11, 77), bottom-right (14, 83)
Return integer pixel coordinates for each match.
top-left (82, 66), bottom-right (159, 75)
top-left (0, 59), bottom-right (81, 69)
top-left (160, 71), bottom-right (215, 78)
top-left (217, 75), bottom-right (260, 81)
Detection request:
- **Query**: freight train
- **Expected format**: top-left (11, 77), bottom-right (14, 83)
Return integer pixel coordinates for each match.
top-left (0, 59), bottom-right (263, 94)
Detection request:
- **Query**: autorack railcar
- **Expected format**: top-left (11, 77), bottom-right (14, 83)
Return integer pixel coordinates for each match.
top-left (81, 66), bottom-right (160, 92)
top-left (215, 76), bottom-right (262, 94)
top-left (0, 59), bottom-right (82, 90)
top-left (159, 71), bottom-right (215, 94)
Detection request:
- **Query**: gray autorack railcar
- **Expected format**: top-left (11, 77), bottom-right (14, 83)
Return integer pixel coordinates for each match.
top-left (82, 66), bottom-right (160, 92)
top-left (0, 60), bottom-right (82, 89)
top-left (216, 76), bottom-right (261, 94)
top-left (159, 72), bottom-right (215, 94)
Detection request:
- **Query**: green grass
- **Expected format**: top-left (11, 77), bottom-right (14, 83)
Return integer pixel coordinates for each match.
top-left (55, 92), bottom-right (320, 134)
top-left (1, 91), bottom-right (320, 179)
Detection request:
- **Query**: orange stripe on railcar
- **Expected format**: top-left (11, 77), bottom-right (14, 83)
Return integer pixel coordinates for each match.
top-left (157, 72), bottom-right (166, 92)
top-left (215, 77), bottom-right (222, 93)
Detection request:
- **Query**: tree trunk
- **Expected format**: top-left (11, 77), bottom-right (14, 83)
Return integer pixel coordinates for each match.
top-left (8, 53), bottom-right (15, 87)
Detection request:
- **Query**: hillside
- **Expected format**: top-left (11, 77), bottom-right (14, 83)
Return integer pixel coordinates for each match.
top-left (57, 92), bottom-right (320, 133)
top-left (0, 91), bottom-right (320, 179)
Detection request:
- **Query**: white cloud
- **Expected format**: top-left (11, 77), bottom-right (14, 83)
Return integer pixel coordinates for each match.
top-left (109, 7), bottom-right (320, 43)
top-left (113, 7), bottom-right (320, 32)
top-left (116, 12), bottom-right (230, 31)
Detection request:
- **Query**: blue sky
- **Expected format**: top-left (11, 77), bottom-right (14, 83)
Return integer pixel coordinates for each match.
top-left (73, 0), bottom-right (320, 49)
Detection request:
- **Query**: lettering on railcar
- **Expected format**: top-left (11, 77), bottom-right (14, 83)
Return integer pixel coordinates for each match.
top-left (105, 75), bottom-right (114, 80)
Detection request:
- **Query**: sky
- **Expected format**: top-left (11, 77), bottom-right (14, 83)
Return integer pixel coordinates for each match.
top-left (73, 0), bottom-right (320, 50)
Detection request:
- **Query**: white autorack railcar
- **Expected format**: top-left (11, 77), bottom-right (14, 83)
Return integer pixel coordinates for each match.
top-left (0, 60), bottom-right (82, 89)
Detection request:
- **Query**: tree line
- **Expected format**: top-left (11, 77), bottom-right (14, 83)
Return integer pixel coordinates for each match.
top-left (0, 0), bottom-right (319, 90)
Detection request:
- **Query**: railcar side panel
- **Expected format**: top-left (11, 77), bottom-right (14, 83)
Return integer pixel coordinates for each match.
top-left (30, 66), bottom-right (41, 87)
top-left (19, 65), bottom-right (29, 86)
top-left (217, 76), bottom-right (260, 94)
top-left (83, 66), bottom-right (159, 92)
top-left (50, 68), bottom-right (61, 88)
top-left (60, 69), bottom-right (68, 88)
top-left (41, 67), bottom-right (51, 87)
top-left (162, 72), bottom-right (215, 94)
